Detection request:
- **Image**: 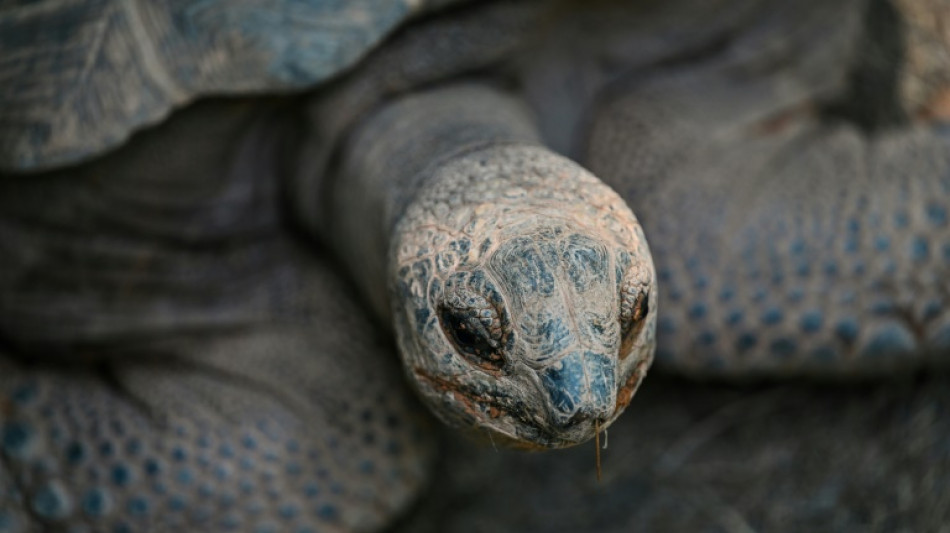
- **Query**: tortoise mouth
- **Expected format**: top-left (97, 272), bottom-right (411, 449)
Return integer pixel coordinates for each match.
top-left (410, 366), bottom-right (622, 449)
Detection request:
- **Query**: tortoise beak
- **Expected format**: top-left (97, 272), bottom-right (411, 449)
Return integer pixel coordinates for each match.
top-left (539, 350), bottom-right (616, 434)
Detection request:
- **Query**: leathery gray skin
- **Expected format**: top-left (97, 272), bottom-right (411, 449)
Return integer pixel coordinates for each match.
top-left (317, 84), bottom-right (656, 448)
top-left (0, 103), bottom-right (439, 533)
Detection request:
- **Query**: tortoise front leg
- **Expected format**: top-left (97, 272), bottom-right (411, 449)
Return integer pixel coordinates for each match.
top-left (0, 101), bottom-right (434, 532)
top-left (0, 270), bottom-right (434, 532)
top-left (584, 24), bottom-right (950, 376)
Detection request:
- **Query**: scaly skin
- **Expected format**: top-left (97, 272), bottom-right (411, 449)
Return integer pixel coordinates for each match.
top-left (1, 0), bottom-right (949, 530)
top-left (0, 102), bottom-right (435, 533)
top-left (572, 0), bottom-right (950, 375)
top-left (390, 145), bottom-right (654, 448)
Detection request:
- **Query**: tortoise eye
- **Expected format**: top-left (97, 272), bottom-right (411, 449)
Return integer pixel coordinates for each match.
top-left (619, 280), bottom-right (649, 357)
top-left (439, 299), bottom-right (506, 371)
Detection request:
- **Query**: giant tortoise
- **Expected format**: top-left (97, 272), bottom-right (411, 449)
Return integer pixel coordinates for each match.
top-left (1, 0), bottom-right (949, 531)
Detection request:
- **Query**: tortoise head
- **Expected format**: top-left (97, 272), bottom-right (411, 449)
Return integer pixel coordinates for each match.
top-left (390, 145), bottom-right (656, 448)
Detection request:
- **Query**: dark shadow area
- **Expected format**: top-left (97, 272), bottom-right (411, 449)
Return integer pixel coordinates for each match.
top-left (393, 370), bottom-right (950, 532)
top-left (822, 0), bottom-right (908, 132)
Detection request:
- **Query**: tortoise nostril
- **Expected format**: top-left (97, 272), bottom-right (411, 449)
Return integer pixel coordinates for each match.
top-left (539, 351), bottom-right (616, 426)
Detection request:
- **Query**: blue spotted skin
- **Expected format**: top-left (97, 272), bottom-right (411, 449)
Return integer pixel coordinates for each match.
top-left (584, 38), bottom-right (950, 375)
top-left (0, 315), bottom-right (434, 532)
top-left (0, 102), bottom-right (434, 532)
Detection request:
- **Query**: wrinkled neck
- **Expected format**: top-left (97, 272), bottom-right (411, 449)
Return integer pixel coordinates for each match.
top-left (307, 83), bottom-right (542, 322)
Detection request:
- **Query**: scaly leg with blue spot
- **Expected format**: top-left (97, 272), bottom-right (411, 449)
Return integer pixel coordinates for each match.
top-left (0, 103), bottom-right (434, 533)
top-left (578, 0), bottom-right (950, 374)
